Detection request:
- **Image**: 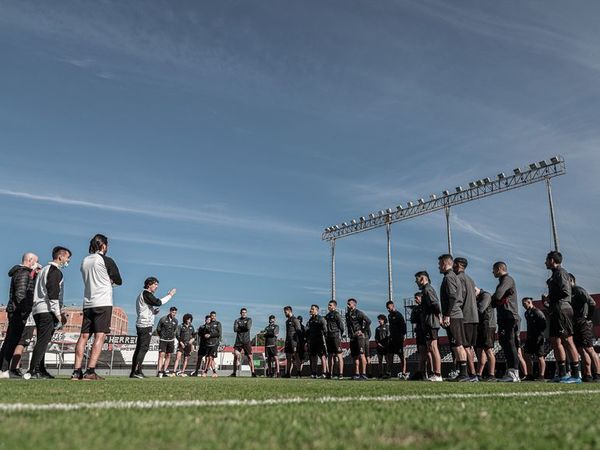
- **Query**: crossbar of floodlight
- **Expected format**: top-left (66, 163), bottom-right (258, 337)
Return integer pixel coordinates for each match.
top-left (322, 156), bottom-right (566, 241)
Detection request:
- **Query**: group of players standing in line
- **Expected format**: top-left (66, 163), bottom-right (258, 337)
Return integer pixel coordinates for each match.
top-left (0, 231), bottom-right (597, 383)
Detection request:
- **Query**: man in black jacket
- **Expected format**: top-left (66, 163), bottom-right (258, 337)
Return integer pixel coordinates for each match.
top-left (345, 298), bottom-right (371, 380)
top-left (475, 287), bottom-right (496, 381)
top-left (232, 308), bottom-right (256, 377)
top-left (0, 252), bottom-right (39, 379)
top-left (416, 271), bottom-right (442, 381)
top-left (283, 306), bottom-right (302, 378)
top-left (192, 315), bottom-right (211, 376)
top-left (542, 251), bottom-right (580, 383)
top-left (386, 300), bottom-right (407, 379)
top-left (156, 307), bottom-right (178, 377)
top-left (522, 297), bottom-right (546, 381)
top-left (263, 315), bottom-right (280, 377)
top-left (454, 257), bottom-right (479, 380)
top-left (307, 305), bottom-right (328, 378)
top-left (203, 311), bottom-right (221, 377)
top-left (438, 255), bottom-right (469, 382)
top-left (569, 273), bottom-right (600, 382)
top-left (325, 300), bottom-right (345, 379)
top-left (492, 261), bottom-right (520, 382)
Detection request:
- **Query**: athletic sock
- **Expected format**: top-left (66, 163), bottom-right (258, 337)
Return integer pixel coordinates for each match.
top-left (87, 367), bottom-right (96, 374)
top-left (459, 362), bottom-right (468, 377)
top-left (570, 362), bottom-right (580, 379)
top-left (558, 361), bottom-right (567, 377)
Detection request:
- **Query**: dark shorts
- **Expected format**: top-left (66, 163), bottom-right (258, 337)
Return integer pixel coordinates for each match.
top-left (265, 346), bottom-right (278, 358)
top-left (350, 336), bottom-right (367, 358)
top-left (81, 306), bottom-right (112, 334)
top-left (159, 340), bottom-right (175, 354)
top-left (574, 320), bottom-right (594, 348)
top-left (476, 326), bottom-right (495, 350)
top-left (309, 339), bottom-right (327, 357)
top-left (388, 336), bottom-right (404, 356)
top-left (18, 326), bottom-right (35, 347)
top-left (415, 329), bottom-right (427, 346)
top-left (524, 334), bottom-right (545, 356)
top-left (423, 326), bottom-right (439, 342)
top-left (206, 345), bottom-right (218, 358)
top-left (446, 318), bottom-right (465, 347)
top-left (284, 340), bottom-right (298, 354)
top-left (177, 342), bottom-right (193, 357)
top-left (376, 345), bottom-right (389, 356)
top-left (197, 344), bottom-right (208, 357)
top-left (234, 342), bottom-right (253, 356)
top-left (326, 335), bottom-right (343, 354)
top-left (463, 323), bottom-right (478, 348)
top-left (549, 307), bottom-right (574, 338)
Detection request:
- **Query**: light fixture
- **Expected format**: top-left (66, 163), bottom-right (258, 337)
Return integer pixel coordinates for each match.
top-left (497, 173), bottom-right (505, 179)
top-left (456, 186), bottom-right (463, 193)
top-left (369, 213), bottom-right (375, 219)
top-left (430, 194), bottom-right (437, 200)
top-left (469, 182), bottom-right (477, 188)
top-left (351, 219), bottom-right (357, 225)
top-left (442, 190), bottom-right (450, 196)
top-left (396, 205), bottom-right (403, 211)
top-left (483, 177), bottom-right (491, 184)
top-left (529, 163), bottom-right (538, 170)
top-left (550, 156), bottom-right (560, 164)
top-left (386, 208), bottom-right (393, 214)
top-left (359, 216), bottom-right (365, 222)
top-left (407, 201), bottom-right (414, 207)
top-left (513, 168), bottom-right (522, 175)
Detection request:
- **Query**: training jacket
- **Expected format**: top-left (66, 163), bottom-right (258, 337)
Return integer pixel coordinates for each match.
top-left (136, 290), bottom-right (173, 328)
top-left (345, 308), bottom-right (371, 339)
top-left (7, 265), bottom-right (36, 314)
top-left (324, 310), bottom-right (345, 338)
top-left (31, 262), bottom-right (64, 319)
top-left (476, 290), bottom-right (496, 329)
top-left (420, 283), bottom-right (441, 329)
top-left (81, 252), bottom-right (122, 309)
top-left (440, 270), bottom-right (463, 318)
top-left (458, 272), bottom-right (479, 324)
top-left (492, 274), bottom-right (519, 321)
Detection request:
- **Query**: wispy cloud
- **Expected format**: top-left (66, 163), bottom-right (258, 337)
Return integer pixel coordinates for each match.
top-left (0, 188), bottom-right (316, 236)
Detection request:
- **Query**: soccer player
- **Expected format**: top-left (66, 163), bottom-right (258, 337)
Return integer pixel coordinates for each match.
top-left (192, 315), bottom-right (211, 376)
top-left (263, 315), bottom-right (280, 377)
top-left (174, 314), bottom-right (195, 376)
top-left (491, 261), bottom-right (520, 382)
top-left (131, 277), bottom-right (175, 379)
top-left (454, 257), bottom-right (479, 381)
top-left (386, 300), bottom-right (407, 379)
top-left (297, 315), bottom-right (307, 370)
top-left (438, 255), bottom-right (469, 382)
top-left (232, 308), bottom-right (256, 377)
top-left (409, 292), bottom-right (429, 380)
top-left (375, 314), bottom-right (390, 379)
top-left (522, 297), bottom-right (546, 381)
top-left (283, 306), bottom-right (302, 378)
top-left (156, 306), bottom-right (178, 377)
top-left (475, 287), bottom-right (496, 381)
top-left (307, 305), bottom-right (328, 378)
top-left (27, 247), bottom-right (71, 379)
top-left (345, 298), bottom-right (371, 380)
top-left (415, 271), bottom-right (442, 382)
top-left (542, 251), bottom-right (581, 383)
top-left (569, 273), bottom-right (600, 382)
top-left (325, 300), bottom-right (345, 379)
top-left (0, 252), bottom-right (39, 379)
top-left (203, 311), bottom-right (221, 377)
top-left (72, 234), bottom-right (122, 381)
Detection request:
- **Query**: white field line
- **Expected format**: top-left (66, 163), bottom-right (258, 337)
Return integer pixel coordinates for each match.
top-left (0, 389), bottom-right (599, 413)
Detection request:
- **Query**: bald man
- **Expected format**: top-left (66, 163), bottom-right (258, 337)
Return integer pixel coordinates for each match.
top-left (0, 253), bottom-right (40, 379)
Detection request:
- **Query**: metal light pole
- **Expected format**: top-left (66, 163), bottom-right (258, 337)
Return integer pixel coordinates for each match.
top-left (331, 239), bottom-right (336, 301)
top-left (445, 206), bottom-right (453, 255)
top-left (386, 220), bottom-right (393, 302)
top-left (546, 177), bottom-right (560, 252)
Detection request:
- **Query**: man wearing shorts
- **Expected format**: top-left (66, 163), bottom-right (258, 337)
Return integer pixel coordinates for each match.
top-left (325, 300), bottom-right (345, 379)
top-left (307, 305), bottom-right (328, 378)
top-left (416, 271), bottom-right (442, 381)
top-left (542, 251), bottom-right (580, 383)
top-left (192, 315), bottom-right (210, 376)
top-left (569, 274), bottom-right (599, 382)
top-left (174, 314), bottom-right (195, 376)
top-left (345, 298), bottom-right (371, 380)
top-left (283, 306), bottom-right (302, 378)
top-left (263, 315), bottom-right (280, 377)
top-left (454, 257), bottom-right (479, 381)
top-left (375, 315), bottom-right (390, 379)
top-left (72, 234), bottom-right (122, 381)
top-left (203, 311), bottom-right (221, 377)
top-left (156, 307), bottom-right (178, 377)
top-left (475, 287), bottom-right (496, 381)
top-left (522, 297), bottom-right (546, 381)
top-left (386, 300), bottom-right (407, 379)
top-left (232, 308), bottom-right (256, 377)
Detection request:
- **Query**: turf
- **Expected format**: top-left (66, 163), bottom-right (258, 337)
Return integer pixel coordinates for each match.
top-left (0, 378), bottom-right (599, 450)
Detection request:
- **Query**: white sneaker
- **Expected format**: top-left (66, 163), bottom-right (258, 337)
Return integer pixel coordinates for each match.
top-left (447, 369), bottom-right (459, 380)
top-left (498, 370), bottom-right (520, 382)
top-left (0, 370), bottom-right (9, 380)
top-left (428, 375), bottom-right (443, 382)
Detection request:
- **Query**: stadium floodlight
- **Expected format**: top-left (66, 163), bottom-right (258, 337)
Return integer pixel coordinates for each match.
top-left (418, 198), bottom-right (425, 205)
top-left (378, 210), bottom-right (385, 216)
top-left (455, 186), bottom-right (463, 193)
top-left (430, 194), bottom-right (437, 200)
top-left (469, 182), bottom-right (477, 189)
top-left (407, 201), bottom-right (414, 207)
top-left (442, 190), bottom-right (450, 196)
top-left (483, 177), bottom-right (491, 184)
top-left (396, 205), bottom-right (403, 211)
top-left (476, 180), bottom-right (484, 187)
top-left (550, 156), bottom-right (560, 164)
top-left (386, 208), bottom-right (393, 214)
top-left (334, 225), bottom-right (339, 230)
top-left (497, 173), bottom-right (506, 179)
top-left (529, 163), bottom-right (538, 170)
top-left (539, 160), bottom-right (548, 168)
top-left (359, 216), bottom-right (365, 222)
top-left (369, 213), bottom-right (375, 219)
top-left (513, 168), bottom-right (522, 175)
top-left (351, 219), bottom-right (357, 225)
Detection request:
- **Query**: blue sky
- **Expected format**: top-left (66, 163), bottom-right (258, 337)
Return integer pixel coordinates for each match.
top-left (1, 1), bottom-right (600, 342)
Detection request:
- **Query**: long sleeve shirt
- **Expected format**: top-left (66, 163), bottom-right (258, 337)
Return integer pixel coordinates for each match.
top-left (440, 270), bottom-right (463, 318)
top-left (492, 274), bottom-right (519, 321)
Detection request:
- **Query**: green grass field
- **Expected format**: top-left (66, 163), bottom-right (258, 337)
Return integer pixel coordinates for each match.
top-left (0, 378), bottom-right (599, 450)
